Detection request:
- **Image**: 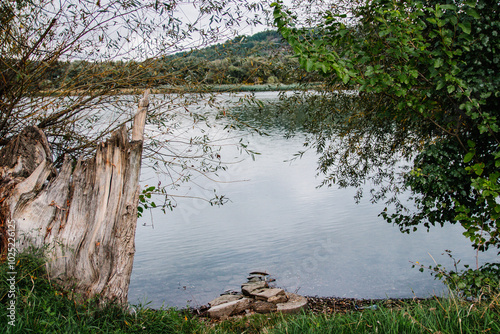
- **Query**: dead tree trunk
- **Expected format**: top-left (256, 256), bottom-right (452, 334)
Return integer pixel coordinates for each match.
top-left (0, 90), bottom-right (149, 304)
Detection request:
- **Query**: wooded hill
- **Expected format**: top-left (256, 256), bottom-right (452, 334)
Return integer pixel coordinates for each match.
top-left (168, 30), bottom-right (287, 60)
top-left (35, 30), bottom-right (322, 92)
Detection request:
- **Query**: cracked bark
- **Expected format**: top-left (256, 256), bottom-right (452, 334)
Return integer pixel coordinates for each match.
top-left (0, 90), bottom-right (149, 305)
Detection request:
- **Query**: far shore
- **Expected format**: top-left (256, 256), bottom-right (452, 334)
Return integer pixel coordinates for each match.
top-left (37, 82), bottom-right (340, 96)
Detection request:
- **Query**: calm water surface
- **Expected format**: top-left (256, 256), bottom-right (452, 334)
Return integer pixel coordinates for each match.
top-left (128, 92), bottom-right (497, 308)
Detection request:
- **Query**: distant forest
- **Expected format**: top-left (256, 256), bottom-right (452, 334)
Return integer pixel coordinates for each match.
top-left (35, 30), bottom-right (323, 92)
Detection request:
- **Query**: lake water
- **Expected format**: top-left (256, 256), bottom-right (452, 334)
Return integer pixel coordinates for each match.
top-left (128, 92), bottom-right (497, 309)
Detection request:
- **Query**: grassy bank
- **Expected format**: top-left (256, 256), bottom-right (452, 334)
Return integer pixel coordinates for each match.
top-left (1, 249), bottom-right (499, 333)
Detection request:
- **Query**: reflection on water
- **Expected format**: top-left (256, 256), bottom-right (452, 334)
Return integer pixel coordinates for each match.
top-left (128, 92), bottom-right (497, 309)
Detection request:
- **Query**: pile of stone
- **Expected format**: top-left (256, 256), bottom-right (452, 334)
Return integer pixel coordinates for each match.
top-left (207, 272), bottom-right (308, 319)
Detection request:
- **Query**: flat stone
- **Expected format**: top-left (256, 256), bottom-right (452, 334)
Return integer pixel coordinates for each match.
top-left (268, 294), bottom-right (288, 304)
top-left (253, 300), bottom-right (277, 313)
top-left (253, 288), bottom-right (286, 302)
top-left (208, 300), bottom-right (238, 319)
top-left (209, 294), bottom-right (243, 307)
top-left (249, 271), bottom-right (269, 276)
top-left (208, 298), bottom-right (252, 319)
top-left (232, 297), bottom-right (253, 314)
top-left (276, 293), bottom-right (308, 314)
top-left (241, 281), bottom-right (268, 296)
top-left (247, 276), bottom-right (264, 282)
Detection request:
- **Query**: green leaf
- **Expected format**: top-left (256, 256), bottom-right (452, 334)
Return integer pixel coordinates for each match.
top-left (436, 80), bottom-right (446, 90)
top-left (472, 163), bottom-right (485, 176)
top-left (320, 63), bottom-right (328, 73)
top-left (464, 150), bottom-right (475, 163)
top-left (305, 58), bottom-right (314, 72)
top-left (458, 22), bottom-right (471, 34)
top-left (465, 0), bottom-right (476, 7)
top-left (434, 58), bottom-right (444, 68)
top-left (466, 8), bottom-right (481, 19)
top-left (440, 4), bottom-right (457, 11)
top-left (365, 66), bottom-right (374, 76)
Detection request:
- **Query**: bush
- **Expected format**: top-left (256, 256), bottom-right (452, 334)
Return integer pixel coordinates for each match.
top-left (414, 250), bottom-right (500, 301)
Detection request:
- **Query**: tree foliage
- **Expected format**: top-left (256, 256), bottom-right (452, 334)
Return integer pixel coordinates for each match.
top-left (272, 0), bottom-right (500, 253)
top-left (0, 0), bottom-right (265, 210)
top-left (0, 0), bottom-right (264, 147)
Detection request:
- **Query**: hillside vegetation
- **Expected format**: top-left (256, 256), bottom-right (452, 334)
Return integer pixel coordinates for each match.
top-left (36, 30), bottom-right (321, 92)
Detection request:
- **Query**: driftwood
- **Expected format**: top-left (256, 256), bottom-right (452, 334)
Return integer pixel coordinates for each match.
top-left (0, 90), bottom-right (149, 304)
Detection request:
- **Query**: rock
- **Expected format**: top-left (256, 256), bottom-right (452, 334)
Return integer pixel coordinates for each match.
top-left (209, 294), bottom-right (243, 307)
top-left (269, 294), bottom-right (288, 304)
top-left (253, 288), bottom-right (287, 303)
top-left (208, 298), bottom-right (252, 319)
top-left (249, 271), bottom-right (269, 276)
top-left (232, 298), bottom-right (253, 314)
top-left (247, 276), bottom-right (264, 282)
top-left (207, 272), bottom-right (308, 318)
top-left (253, 300), bottom-right (277, 313)
top-left (208, 300), bottom-right (238, 319)
top-left (276, 293), bottom-right (308, 314)
top-left (241, 281), bottom-right (268, 296)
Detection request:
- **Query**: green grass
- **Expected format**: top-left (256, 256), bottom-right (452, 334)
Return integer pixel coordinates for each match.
top-left (1, 249), bottom-right (499, 333)
top-left (207, 296), bottom-right (500, 334)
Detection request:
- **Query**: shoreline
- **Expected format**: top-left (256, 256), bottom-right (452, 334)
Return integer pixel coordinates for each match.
top-left (187, 295), bottom-right (434, 318)
top-left (36, 82), bottom-right (336, 96)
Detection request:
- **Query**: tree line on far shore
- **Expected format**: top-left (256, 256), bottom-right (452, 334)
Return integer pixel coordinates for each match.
top-left (27, 30), bottom-right (323, 93)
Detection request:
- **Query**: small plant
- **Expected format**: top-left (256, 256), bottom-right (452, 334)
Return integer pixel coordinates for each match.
top-left (137, 184), bottom-right (230, 219)
top-left (138, 185), bottom-right (163, 218)
top-left (413, 250), bottom-right (500, 301)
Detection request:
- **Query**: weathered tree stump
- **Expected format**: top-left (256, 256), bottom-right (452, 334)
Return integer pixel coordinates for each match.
top-left (0, 90), bottom-right (150, 304)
